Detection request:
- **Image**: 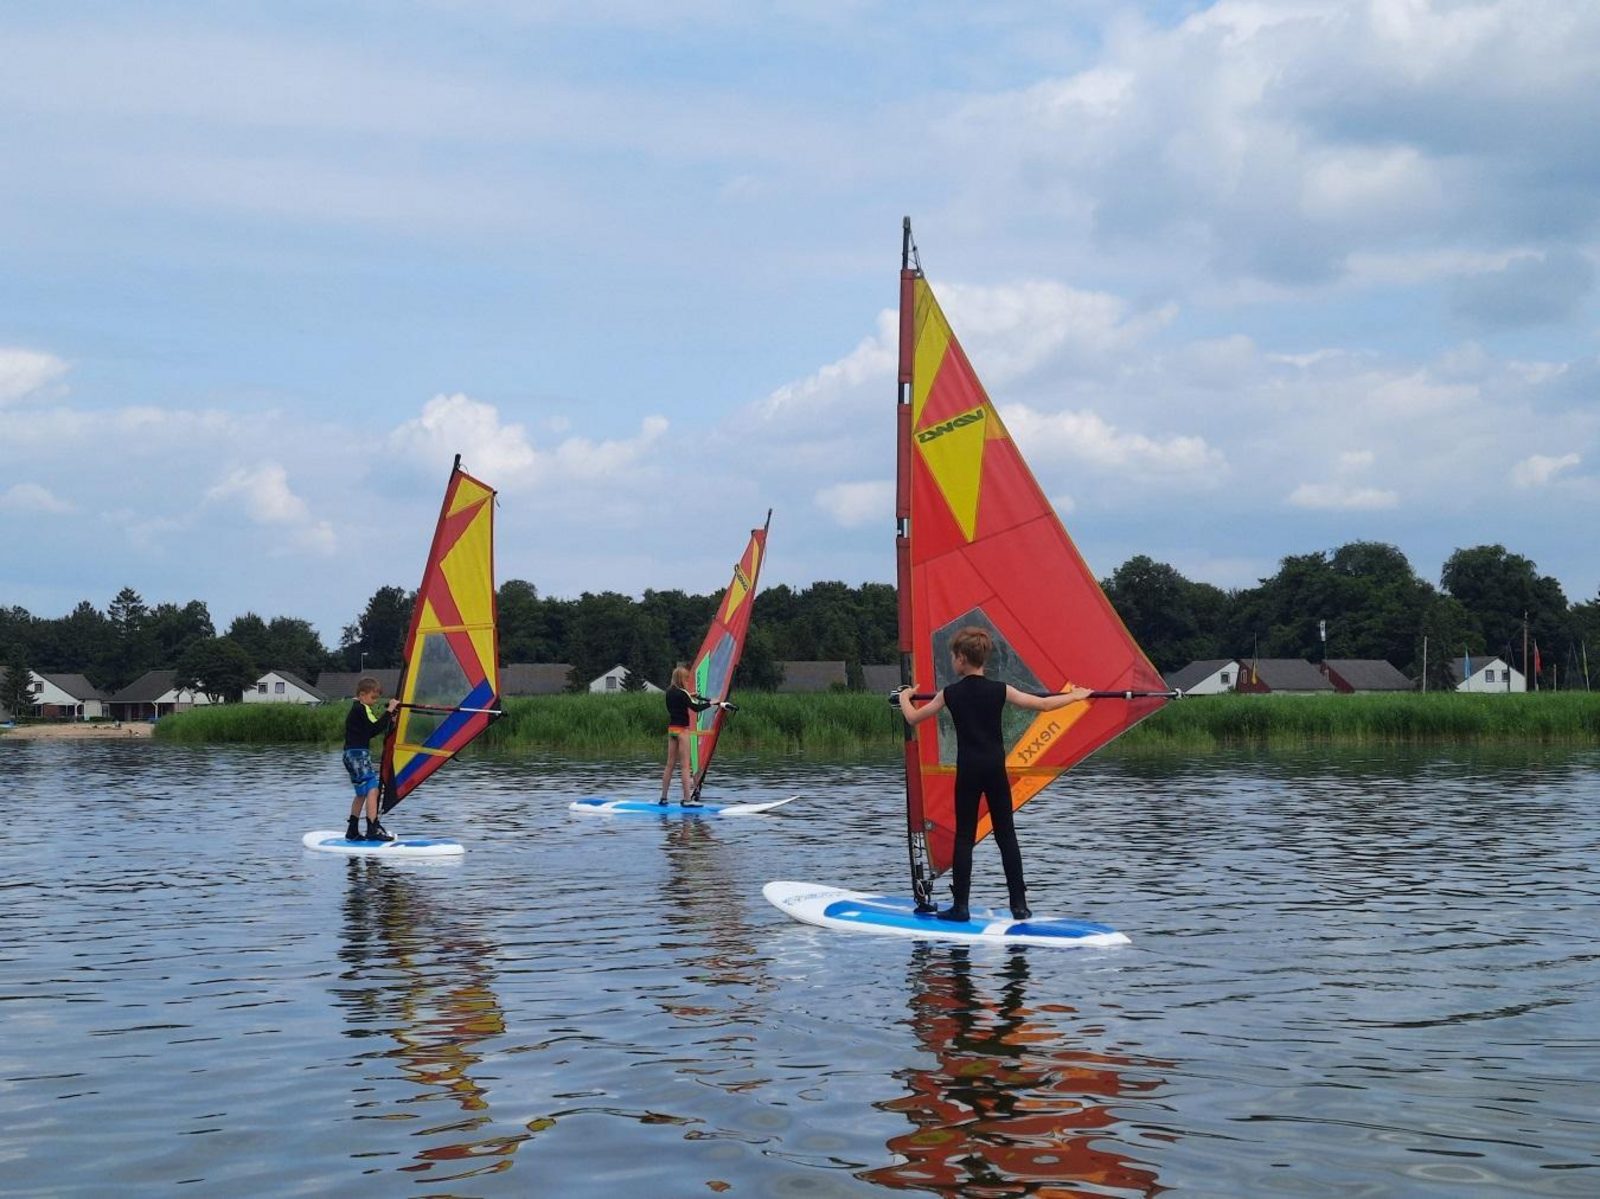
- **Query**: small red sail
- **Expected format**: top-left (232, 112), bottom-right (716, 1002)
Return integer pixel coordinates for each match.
top-left (380, 459), bottom-right (500, 812)
top-left (896, 223), bottom-right (1167, 898)
top-left (686, 513), bottom-right (772, 799)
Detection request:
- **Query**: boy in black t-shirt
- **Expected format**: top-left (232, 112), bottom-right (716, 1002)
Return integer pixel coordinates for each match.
top-left (896, 627), bottom-right (1089, 921)
top-left (342, 677), bottom-right (400, 841)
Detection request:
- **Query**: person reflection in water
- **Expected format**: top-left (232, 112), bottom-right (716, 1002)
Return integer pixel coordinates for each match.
top-left (861, 946), bottom-right (1170, 1196)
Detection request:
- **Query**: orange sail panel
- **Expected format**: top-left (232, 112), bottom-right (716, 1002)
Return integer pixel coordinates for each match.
top-left (381, 463), bottom-right (500, 811)
top-left (897, 253), bottom-right (1167, 883)
top-left (687, 513), bottom-right (771, 797)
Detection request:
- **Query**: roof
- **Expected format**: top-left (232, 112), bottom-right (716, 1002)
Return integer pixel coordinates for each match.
top-left (1163, 659), bottom-right (1237, 693)
top-left (315, 669), bottom-right (403, 699)
top-left (861, 664), bottom-right (902, 693)
top-left (777, 660), bottom-right (848, 692)
top-left (1323, 659), bottom-right (1413, 692)
top-left (501, 663), bottom-right (572, 695)
top-left (109, 670), bottom-right (181, 703)
top-left (1241, 659), bottom-right (1335, 692)
top-left (38, 673), bottom-right (111, 700)
top-left (262, 670), bottom-right (327, 700)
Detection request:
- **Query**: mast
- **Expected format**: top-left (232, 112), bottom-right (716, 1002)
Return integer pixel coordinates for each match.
top-left (897, 217), bottom-right (935, 911)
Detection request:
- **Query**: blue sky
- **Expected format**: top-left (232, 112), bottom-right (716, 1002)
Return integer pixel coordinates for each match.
top-left (2, 0), bottom-right (1596, 645)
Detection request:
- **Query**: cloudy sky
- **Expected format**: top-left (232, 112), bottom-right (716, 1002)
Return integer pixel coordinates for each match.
top-left (3, 0), bottom-right (1596, 644)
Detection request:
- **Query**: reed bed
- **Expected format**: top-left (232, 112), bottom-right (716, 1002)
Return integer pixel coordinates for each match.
top-left (153, 690), bottom-right (1600, 751)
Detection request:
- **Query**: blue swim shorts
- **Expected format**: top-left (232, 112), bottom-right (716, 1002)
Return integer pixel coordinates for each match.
top-left (342, 748), bottom-right (379, 796)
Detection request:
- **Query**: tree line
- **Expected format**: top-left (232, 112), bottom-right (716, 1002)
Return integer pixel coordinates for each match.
top-left (4, 542), bottom-right (1598, 703)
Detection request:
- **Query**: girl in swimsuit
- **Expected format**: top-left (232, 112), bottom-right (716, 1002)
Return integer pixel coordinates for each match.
top-left (661, 664), bottom-right (719, 806)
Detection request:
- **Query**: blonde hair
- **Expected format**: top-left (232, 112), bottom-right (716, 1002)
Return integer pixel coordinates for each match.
top-left (950, 627), bottom-right (992, 668)
top-left (671, 665), bottom-right (693, 690)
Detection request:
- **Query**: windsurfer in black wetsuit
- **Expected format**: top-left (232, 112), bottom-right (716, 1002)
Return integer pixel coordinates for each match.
top-left (660, 665), bottom-right (729, 806)
top-left (343, 676), bottom-right (401, 841)
top-left (895, 627), bottom-right (1090, 922)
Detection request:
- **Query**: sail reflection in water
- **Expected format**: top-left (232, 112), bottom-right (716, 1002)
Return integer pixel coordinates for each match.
top-left (863, 947), bottom-right (1173, 1197)
top-left (336, 859), bottom-right (535, 1185)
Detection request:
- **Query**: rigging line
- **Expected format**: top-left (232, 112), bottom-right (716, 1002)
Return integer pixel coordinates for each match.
top-left (398, 703), bottom-right (504, 715)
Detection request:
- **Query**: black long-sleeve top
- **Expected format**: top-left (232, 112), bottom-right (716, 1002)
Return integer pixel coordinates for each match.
top-left (344, 700), bottom-right (394, 749)
top-left (665, 685), bottom-right (713, 729)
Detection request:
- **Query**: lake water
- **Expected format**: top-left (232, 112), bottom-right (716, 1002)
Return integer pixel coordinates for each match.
top-left (2, 740), bottom-right (1597, 1197)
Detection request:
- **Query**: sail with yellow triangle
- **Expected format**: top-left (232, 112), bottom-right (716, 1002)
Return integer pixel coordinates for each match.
top-left (379, 456), bottom-right (501, 813)
top-left (895, 219), bottom-right (1172, 908)
top-left (686, 512), bottom-right (772, 800)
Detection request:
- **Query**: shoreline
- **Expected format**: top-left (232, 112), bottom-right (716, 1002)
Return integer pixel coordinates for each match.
top-left (1, 722), bottom-right (154, 740)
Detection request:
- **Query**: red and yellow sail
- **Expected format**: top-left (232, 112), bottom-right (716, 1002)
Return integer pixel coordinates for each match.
top-left (687, 513), bottom-right (771, 798)
top-left (896, 226), bottom-right (1167, 893)
top-left (381, 459), bottom-right (500, 811)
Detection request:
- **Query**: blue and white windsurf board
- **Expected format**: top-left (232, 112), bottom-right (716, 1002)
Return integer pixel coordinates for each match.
top-left (301, 829), bottom-right (465, 857)
top-left (762, 880), bottom-right (1129, 949)
top-left (569, 795), bottom-right (801, 817)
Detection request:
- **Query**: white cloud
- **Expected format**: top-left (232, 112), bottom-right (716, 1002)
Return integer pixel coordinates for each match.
top-left (1510, 452), bottom-right (1580, 487)
top-left (1337, 449), bottom-right (1375, 472)
top-left (1000, 404), bottom-right (1225, 481)
top-left (206, 463), bottom-right (336, 555)
top-left (1286, 482), bottom-right (1399, 510)
top-left (0, 483), bottom-right (73, 514)
top-left (0, 349), bottom-right (68, 406)
top-left (814, 480), bottom-right (892, 528)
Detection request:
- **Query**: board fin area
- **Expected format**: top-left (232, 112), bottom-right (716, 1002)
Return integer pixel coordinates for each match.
top-left (568, 795), bottom-right (801, 817)
top-left (763, 881), bottom-right (1128, 949)
top-left (301, 830), bottom-right (465, 857)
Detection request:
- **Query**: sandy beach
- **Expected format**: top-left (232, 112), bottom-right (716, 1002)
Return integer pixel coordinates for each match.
top-left (1, 722), bottom-right (153, 740)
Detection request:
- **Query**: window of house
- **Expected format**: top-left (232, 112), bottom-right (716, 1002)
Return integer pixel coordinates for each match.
top-left (1220, 672), bottom-right (1231, 685)
top-left (258, 682), bottom-right (267, 693)
top-left (1484, 670), bottom-right (1495, 683)
top-left (274, 681), bottom-right (285, 693)
top-left (606, 677), bottom-right (617, 691)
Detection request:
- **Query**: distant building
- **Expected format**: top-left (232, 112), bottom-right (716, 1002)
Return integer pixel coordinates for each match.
top-left (1321, 659), bottom-right (1414, 693)
top-left (31, 673), bottom-right (111, 719)
top-left (1232, 659), bottom-right (1335, 695)
top-left (501, 663), bottom-right (573, 697)
top-left (1163, 659), bottom-right (1238, 696)
top-left (243, 670), bottom-right (327, 705)
top-left (861, 664), bottom-right (902, 694)
top-left (315, 670), bottom-right (403, 700)
top-left (587, 665), bottom-right (661, 694)
top-left (777, 661), bottom-right (848, 693)
top-left (107, 671), bottom-right (216, 721)
top-left (1448, 656), bottom-right (1525, 694)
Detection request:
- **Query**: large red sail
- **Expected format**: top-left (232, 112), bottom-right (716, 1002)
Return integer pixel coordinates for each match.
top-left (686, 513), bottom-right (771, 799)
top-left (380, 459), bottom-right (500, 812)
top-left (896, 222), bottom-right (1168, 900)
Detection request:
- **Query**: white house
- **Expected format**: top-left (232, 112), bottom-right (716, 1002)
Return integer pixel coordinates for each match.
top-left (1162, 659), bottom-right (1239, 696)
top-left (107, 671), bottom-right (217, 720)
top-left (1450, 656), bottom-right (1526, 694)
top-left (587, 665), bottom-right (661, 694)
top-left (32, 673), bottom-right (110, 719)
top-left (243, 670), bottom-right (327, 705)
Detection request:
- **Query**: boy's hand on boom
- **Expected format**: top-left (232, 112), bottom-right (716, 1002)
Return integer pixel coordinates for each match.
top-left (385, 698), bottom-right (400, 713)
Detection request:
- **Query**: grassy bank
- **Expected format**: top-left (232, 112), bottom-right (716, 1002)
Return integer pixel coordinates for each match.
top-left (152, 690), bottom-right (1600, 752)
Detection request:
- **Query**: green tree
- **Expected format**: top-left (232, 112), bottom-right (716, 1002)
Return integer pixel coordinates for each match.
top-left (174, 637), bottom-right (260, 704)
top-left (106, 586), bottom-right (153, 688)
top-left (562, 592), bottom-right (670, 691)
top-left (1415, 596), bottom-right (1480, 691)
top-left (1, 646), bottom-right (35, 717)
top-left (226, 613), bottom-right (273, 665)
top-left (340, 585), bottom-right (412, 669)
top-left (50, 601), bottom-right (118, 685)
top-left (733, 625), bottom-right (784, 691)
top-left (148, 600), bottom-right (215, 667)
top-left (498, 580), bottom-right (554, 662)
top-left (1441, 544), bottom-right (1569, 668)
top-left (1103, 555), bottom-right (1229, 671)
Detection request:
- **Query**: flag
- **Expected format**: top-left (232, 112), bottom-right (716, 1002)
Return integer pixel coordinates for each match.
top-left (1463, 647), bottom-right (1472, 686)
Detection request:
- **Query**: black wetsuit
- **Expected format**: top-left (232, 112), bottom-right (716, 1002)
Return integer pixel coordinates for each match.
top-left (942, 674), bottom-right (1025, 910)
top-left (665, 685), bottom-right (712, 730)
top-left (344, 700), bottom-right (393, 749)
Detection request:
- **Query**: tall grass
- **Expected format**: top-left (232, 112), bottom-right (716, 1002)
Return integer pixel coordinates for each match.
top-left (152, 690), bottom-right (1600, 752)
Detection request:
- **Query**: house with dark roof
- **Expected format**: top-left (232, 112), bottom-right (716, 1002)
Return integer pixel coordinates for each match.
top-left (107, 671), bottom-right (216, 721)
top-left (33, 673), bottom-right (111, 718)
top-left (776, 661), bottom-right (848, 693)
top-left (501, 663), bottom-right (573, 696)
top-left (315, 670), bottom-right (403, 701)
top-left (243, 670), bottom-right (328, 705)
top-left (861, 664), bottom-right (902, 694)
top-left (1163, 659), bottom-right (1239, 696)
top-left (1321, 659), bottom-right (1414, 693)
top-left (1233, 659), bottom-right (1335, 694)
top-left (1447, 656), bottom-right (1525, 693)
